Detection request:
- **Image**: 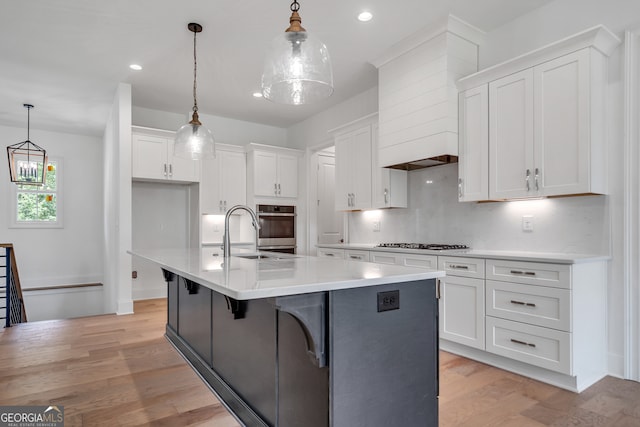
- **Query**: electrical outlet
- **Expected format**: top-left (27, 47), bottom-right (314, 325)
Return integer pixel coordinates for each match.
top-left (377, 290), bottom-right (400, 312)
top-left (373, 221), bottom-right (381, 232)
top-left (522, 215), bottom-right (534, 232)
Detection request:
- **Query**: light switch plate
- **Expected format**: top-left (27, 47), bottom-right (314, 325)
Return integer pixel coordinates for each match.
top-left (373, 221), bottom-right (381, 232)
top-left (522, 215), bottom-right (534, 232)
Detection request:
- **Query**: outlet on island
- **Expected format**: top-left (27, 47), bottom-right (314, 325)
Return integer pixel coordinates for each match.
top-left (377, 290), bottom-right (400, 312)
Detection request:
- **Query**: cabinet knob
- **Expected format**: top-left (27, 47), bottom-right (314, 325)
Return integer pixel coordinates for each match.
top-left (384, 188), bottom-right (389, 204)
top-left (525, 169), bottom-right (531, 191)
top-left (458, 178), bottom-right (463, 198)
top-left (163, 163), bottom-right (168, 177)
top-left (169, 164), bottom-right (173, 177)
top-left (534, 168), bottom-right (540, 191)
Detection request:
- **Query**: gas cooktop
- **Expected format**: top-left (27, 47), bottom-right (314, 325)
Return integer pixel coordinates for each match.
top-left (376, 243), bottom-right (469, 250)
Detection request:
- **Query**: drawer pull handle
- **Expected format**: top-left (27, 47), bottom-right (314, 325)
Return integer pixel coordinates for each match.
top-left (325, 253), bottom-right (335, 257)
top-left (510, 300), bottom-right (537, 307)
top-left (510, 338), bottom-right (536, 348)
top-left (350, 255), bottom-right (361, 260)
top-left (450, 265), bottom-right (469, 270)
top-left (509, 270), bottom-right (536, 276)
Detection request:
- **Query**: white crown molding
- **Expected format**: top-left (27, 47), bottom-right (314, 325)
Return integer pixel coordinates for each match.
top-left (457, 25), bottom-right (621, 91)
top-left (369, 14), bottom-right (485, 69)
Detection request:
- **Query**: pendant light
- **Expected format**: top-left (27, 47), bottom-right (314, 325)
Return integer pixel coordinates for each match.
top-left (6, 104), bottom-right (47, 185)
top-left (261, 0), bottom-right (333, 105)
top-left (174, 22), bottom-right (215, 160)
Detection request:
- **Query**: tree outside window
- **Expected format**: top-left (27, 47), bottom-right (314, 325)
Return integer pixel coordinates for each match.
top-left (11, 158), bottom-right (63, 228)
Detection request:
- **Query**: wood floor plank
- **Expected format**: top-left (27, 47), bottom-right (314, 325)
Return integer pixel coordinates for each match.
top-left (2, 298), bottom-right (640, 426)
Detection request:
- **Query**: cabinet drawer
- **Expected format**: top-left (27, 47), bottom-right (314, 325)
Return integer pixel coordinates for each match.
top-left (486, 259), bottom-right (570, 289)
top-left (486, 316), bottom-right (570, 374)
top-left (486, 280), bottom-right (571, 331)
top-left (438, 256), bottom-right (485, 279)
top-left (370, 251), bottom-right (400, 265)
top-left (345, 250), bottom-right (370, 262)
top-left (400, 254), bottom-right (438, 270)
top-left (317, 248), bottom-right (345, 259)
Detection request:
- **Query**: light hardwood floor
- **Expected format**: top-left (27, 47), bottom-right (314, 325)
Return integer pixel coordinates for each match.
top-left (1, 299), bottom-right (639, 426)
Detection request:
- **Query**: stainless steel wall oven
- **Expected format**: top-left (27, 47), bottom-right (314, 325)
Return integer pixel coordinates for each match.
top-left (256, 204), bottom-right (296, 253)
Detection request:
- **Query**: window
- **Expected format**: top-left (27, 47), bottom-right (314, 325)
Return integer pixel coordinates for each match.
top-left (10, 158), bottom-right (63, 228)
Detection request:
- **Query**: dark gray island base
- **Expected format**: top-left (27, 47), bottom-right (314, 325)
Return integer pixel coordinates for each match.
top-left (163, 269), bottom-right (438, 427)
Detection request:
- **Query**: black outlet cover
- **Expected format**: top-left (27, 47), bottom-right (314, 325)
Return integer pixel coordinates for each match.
top-left (377, 290), bottom-right (400, 312)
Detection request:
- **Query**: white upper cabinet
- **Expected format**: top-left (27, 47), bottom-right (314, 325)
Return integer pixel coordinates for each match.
top-left (489, 68), bottom-right (535, 200)
top-left (334, 125), bottom-right (372, 210)
top-left (132, 126), bottom-right (200, 183)
top-left (331, 114), bottom-right (407, 211)
top-left (457, 25), bottom-right (620, 201)
top-left (246, 143), bottom-right (302, 200)
top-left (371, 123), bottom-right (408, 208)
top-left (200, 145), bottom-right (246, 214)
top-left (458, 85), bottom-right (489, 201)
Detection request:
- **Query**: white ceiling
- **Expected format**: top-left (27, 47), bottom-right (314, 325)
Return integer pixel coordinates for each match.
top-left (0, 0), bottom-right (555, 136)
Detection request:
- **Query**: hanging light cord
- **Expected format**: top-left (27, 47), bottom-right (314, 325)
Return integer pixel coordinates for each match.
top-left (26, 105), bottom-right (31, 141)
top-left (192, 29), bottom-right (198, 114)
top-left (290, 0), bottom-right (300, 12)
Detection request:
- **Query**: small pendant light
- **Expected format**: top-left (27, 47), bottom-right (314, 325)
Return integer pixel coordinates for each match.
top-left (174, 23), bottom-right (215, 160)
top-left (6, 104), bottom-right (47, 185)
top-left (261, 0), bottom-right (333, 105)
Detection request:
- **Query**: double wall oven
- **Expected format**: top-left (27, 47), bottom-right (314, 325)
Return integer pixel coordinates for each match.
top-left (256, 204), bottom-right (296, 254)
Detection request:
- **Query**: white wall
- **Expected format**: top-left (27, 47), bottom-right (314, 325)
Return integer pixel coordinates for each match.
top-left (348, 164), bottom-right (609, 255)
top-left (132, 107), bottom-right (288, 148)
top-left (287, 87), bottom-right (378, 150)
top-left (0, 124), bottom-right (104, 287)
top-left (131, 181), bottom-right (191, 300)
top-left (0, 123), bottom-right (104, 321)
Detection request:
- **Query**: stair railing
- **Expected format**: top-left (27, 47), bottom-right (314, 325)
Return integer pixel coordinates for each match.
top-left (1, 244), bottom-right (27, 327)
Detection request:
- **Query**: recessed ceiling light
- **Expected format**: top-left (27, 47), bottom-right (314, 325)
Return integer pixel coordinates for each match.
top-left (358, 11), bottom-right (373, 22)
top-left (129, 64), bottom-right (142, 71)
top-left (252, 92), bottom-right (263, 98)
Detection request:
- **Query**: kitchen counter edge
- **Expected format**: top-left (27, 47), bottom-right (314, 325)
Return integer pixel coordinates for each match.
top-left (316, 244), bottom-right (610, 264)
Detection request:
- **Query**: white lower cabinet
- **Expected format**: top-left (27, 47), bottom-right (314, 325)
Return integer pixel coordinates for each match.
top-left (345, 250), bottom-right (370, 262)
top-left (483, 258), bottom-right (607, 388)
top-left (317, 248), bottom-right (345, 259)
top-left (439, 257), bottom-right (485, 350)
top-left (486, 316), bottom-right (571, 374)
top-left (317, 245), bottom-right (607, 390)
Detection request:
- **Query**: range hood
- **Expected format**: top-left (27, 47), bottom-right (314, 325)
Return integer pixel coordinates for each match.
top-left (370, 15), bottom-right (484, 170)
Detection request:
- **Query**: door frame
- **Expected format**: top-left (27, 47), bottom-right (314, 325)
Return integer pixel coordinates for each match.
top-left (306, 140), bottom-right (346, 255)
top-left (623, 28), bottom-right (640, 381)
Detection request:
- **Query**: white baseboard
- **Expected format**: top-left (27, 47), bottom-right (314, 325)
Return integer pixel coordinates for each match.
top-left (132, 286), bottom-right (167, 301)
top-left (608, 351), bottom-right (625, 379)
top-left (117, 299), bottom-right (134, 315)
top-left (440, 339), bottom-right (606, 393)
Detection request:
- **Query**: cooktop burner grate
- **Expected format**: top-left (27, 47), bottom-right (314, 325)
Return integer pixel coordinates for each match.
top-left (376, 243), bottom-right (469, 250)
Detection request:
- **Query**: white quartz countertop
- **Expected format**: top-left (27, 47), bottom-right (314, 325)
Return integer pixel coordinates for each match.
top-left (316, 243), bottom-right (610, 264)
top-left (129, 248), bottom-right (444, 300)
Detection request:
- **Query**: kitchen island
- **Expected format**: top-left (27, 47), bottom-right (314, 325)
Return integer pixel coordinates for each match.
top-left (130, 248), bottom-right (445, 427)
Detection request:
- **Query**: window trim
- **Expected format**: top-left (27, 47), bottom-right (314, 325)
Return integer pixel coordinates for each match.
top-left (9, 157), bottom-right (64, 229)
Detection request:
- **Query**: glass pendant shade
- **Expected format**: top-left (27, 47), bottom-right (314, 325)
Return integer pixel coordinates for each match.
top-left (261, 2), bottom-right (333, 105)
top-left (174, 115), bottom-right (215, 160)
top-left (174, 22), bottom-right (215, 160)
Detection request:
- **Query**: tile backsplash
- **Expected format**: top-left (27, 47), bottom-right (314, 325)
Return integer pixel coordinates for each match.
top-left (348, 164), bottom-right (609, 254)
